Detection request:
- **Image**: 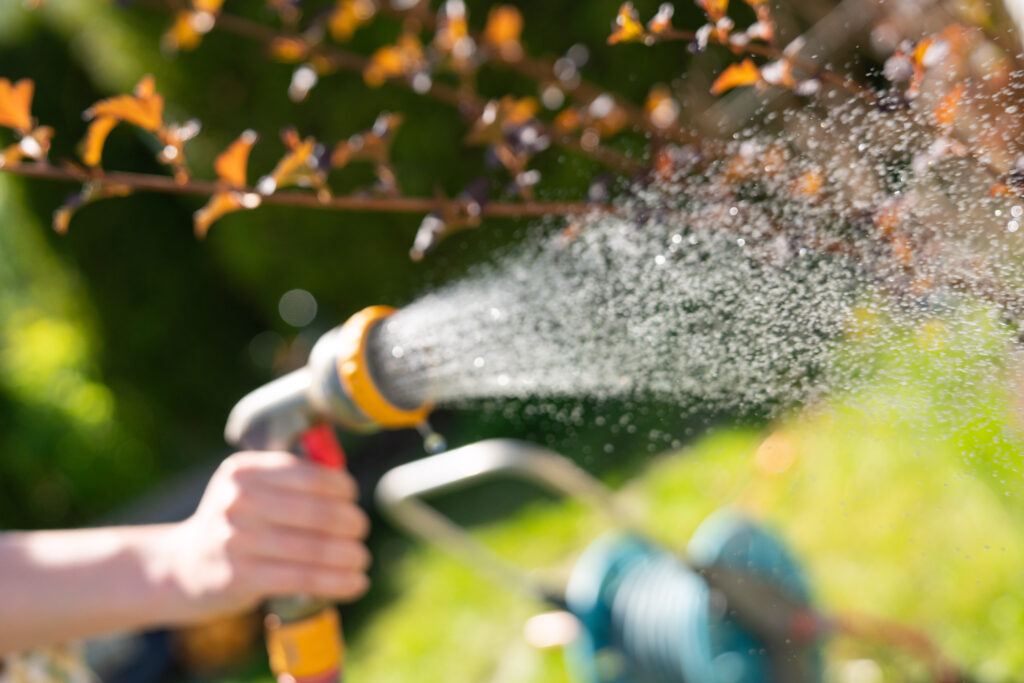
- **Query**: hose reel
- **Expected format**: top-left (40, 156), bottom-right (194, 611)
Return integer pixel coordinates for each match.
top-left (375, 439), bottom-right (823, 683)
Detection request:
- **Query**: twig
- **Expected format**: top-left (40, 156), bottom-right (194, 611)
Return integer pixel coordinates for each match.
top-left (210, 13), bottom-right (645, 176)
top-left (375, 2), bottom-right (702, 147)
top-left (0, 162), bottom-right (603, 218)
top-left (652, 28), bottom-right (1007, 184)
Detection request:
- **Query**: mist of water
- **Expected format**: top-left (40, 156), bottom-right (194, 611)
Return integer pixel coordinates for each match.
top-left (370, 95), bottom-right (1024, 448)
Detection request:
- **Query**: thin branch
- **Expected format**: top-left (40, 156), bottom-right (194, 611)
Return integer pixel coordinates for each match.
top-left (211, 13), bottom-right (646, 176)
top-left (0, 162), bottom-right (603, 218)
top-left (653, 29), bottom-right (1007, 184)
top-left (375, 2), bottom-right (702, 147)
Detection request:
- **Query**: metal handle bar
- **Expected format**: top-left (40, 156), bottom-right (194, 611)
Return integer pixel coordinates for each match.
top-left (375, 438), bottom-right (631, 604)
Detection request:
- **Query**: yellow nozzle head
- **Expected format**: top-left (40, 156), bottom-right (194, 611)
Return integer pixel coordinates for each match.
top-left (336, 305), bottom-right (433, 430)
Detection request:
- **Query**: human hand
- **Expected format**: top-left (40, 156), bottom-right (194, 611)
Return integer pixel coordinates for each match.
top-left (156, 451), bottom-right (371, 623)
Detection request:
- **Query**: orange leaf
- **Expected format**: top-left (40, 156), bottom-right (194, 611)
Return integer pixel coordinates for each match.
top-left (504, 96), bottom-right (539, 126)
top-left (363, 33), bottom-right (425, 87)
top-left (434, 1), bottom-right (470, 54)
top-left (193, 191), bottom-right (260, 238)
top-left (934, 83), bottom-right (965, 128)
top-left (696, 0), bottom-right (728, 22)
top-left (85, 75), bottom-right (164, 131)
top-left (553, 108), bottom-right (583, 133)
top-left (0, 78), bottom-right (34, 133)
top-left (607, 2), bottom-right (645, 45)
top-left (989, 182), bottom-right (1018, 198)
top-left (647, 3), bottom-right (674, 35)
top-left (792, 168), bottom-right (824, 198)
top-left (645, 85), bottom-right (679, 128)
top-left (81, 115), bottom-right (119, 167)
top-left (215, 130), bottom-right (258, 188)
top-left (270, 36), bottom-right (310, 63)
top-left (484, 6), bottom-right (523, 55)
top-left (256, 130), bottom-right (321, 197)
top-left (328, 0), bottom-right (376, 43)
top-left (710, 58), bottom-right (760, 95)
top-left (162, 11), bottom-right (204, 52)
top-left (53, 205), bottom-right (74, 235)
top-left (193, 0), bottom-right (225, 12)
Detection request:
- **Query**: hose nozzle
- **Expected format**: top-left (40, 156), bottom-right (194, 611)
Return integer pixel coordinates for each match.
top-left (226, 305), bottom-right (432, 450)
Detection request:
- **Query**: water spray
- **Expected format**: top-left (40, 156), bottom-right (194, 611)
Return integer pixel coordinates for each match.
top-left (225, 305), bottom-right (440, 683)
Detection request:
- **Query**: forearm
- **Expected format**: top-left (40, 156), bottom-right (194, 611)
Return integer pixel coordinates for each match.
top-left (0, 525), bottom-right (185, 654)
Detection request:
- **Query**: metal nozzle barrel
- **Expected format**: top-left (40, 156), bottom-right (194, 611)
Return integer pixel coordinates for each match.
top-left (226, 305), bottom-right (432, 449)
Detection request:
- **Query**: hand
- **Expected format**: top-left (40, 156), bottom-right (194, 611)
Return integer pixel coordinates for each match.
top-left (157, 451), bottom-right (371, 622)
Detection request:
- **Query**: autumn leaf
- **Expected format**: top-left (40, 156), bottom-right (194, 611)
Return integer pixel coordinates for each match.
top-left (215, 129), bottom-right (258, 188)
top-left (435, 0), bottom-right (471, 53)
top-left (554, 108), bottom-right (583, 133)
top-left (741, 0), bottom-right (774, 43)
top-left (645, 85), bottom-right (679, 129)
top-left (364, 33), bottom-right (427, 87)
top-left (792, 168), bottom-right (824, 198)
top-left (483, 5), bottom-right (523, 60)
top-left (193, 190), bottom-right (261, 239)
top-left (710, 58), bottom-right (760, 95)
top-left (270, 36), bottom-right (311, 63)
top-left (81, 76), bottom-right (165, 167)
top-left (0, 78), bottom-right (35, 133)
top-left (256, 128), bottom-right (329, 201)
top-left (608, 2), bottom-right (645, 45)
top-left (191, 130), bottom-right (262, 238)
top-left (162, 8), bottom-right (219, 52)
top-left (86, 75), bottom-right (163, 131)
top-left (332, 113), bottom-right (403, 195)
top-left (81, 116), bottom-right (119, 167)
top-left (465, 97), bottom-right (538, 146)
top-left (328, 0), bottom-right (376, 43)
top-left (193, 0), bottom-right (226, 12)
top-left (52, 182), bottom-right (133, 235)
top-left (647, 3), bottom-right (674, 35)
top-left (696, 0), bottom-right (728, 23)
top-left (0, 126), bottom-right (54, 169)
top-left (934, 83), bottom-right (966, 128)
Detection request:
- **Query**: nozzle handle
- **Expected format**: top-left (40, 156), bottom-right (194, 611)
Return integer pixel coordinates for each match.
top-left (265, 423), bottom-right (348, 683)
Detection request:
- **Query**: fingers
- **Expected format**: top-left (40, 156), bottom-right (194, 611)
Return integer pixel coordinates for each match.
top-left (238, 557), bottom-right (370, 602)
top-left (227, 451), bottom-right (359, 501)
top-left (232, 488), bottom-right (371, 539)
top-left (232, 526), bottom-right (371, 571)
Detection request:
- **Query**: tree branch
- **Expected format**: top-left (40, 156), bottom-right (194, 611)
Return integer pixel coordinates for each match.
top-left (0, 162), bottom-right (603, 218)
top-left (211, 13), bottom-right (646, 176)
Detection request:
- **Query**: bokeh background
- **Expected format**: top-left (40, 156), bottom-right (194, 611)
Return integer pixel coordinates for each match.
top-left (1, 0), bottom-right (1024, 681)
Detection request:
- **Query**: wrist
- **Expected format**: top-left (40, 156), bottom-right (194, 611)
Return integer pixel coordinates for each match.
top-left (129, 522), bottom-right (200, 626)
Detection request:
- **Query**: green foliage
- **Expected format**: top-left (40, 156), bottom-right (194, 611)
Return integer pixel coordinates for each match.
top-left (0, 176), bottom-right (156, 527)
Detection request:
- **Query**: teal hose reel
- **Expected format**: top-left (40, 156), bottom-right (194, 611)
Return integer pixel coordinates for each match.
top-left (376, 439), bottom-right (822, 683)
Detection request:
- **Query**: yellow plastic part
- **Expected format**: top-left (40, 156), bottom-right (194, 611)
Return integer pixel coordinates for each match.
top-left (265, 608), bottom-right (343, 680)
top-left (337, 305), bottom-right (433, 429)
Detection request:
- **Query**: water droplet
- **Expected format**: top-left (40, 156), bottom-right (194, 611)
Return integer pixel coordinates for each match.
top-left (423, 432), bottom-right (447, 454)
